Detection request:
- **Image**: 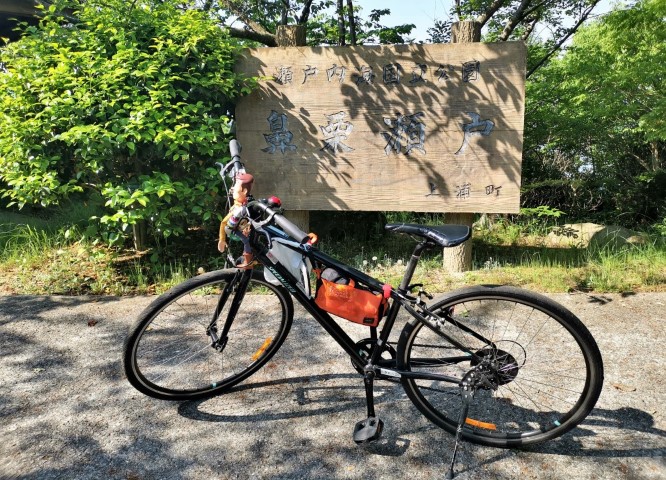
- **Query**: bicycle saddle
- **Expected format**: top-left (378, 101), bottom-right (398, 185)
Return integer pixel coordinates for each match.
top-left (385, 223), bottom-right (471, 248)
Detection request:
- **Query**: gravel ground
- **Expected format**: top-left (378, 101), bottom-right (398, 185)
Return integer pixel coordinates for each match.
top-left (0, 292), bottom-right (664, 479)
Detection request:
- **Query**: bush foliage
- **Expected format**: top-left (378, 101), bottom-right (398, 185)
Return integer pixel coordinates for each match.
top-left (522, 0), bottom-right (665, 228)
top-left (0, 0), bottom-right (255, 246)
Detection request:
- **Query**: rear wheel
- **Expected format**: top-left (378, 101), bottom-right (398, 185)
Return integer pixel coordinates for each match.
top-left (123, 269), bottom-right (293, 400)
top-left (398, 286), bottom-right (603, 447)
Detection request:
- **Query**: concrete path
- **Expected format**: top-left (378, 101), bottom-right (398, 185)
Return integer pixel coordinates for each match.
top-left (1, 293), bottom-right (664, 479)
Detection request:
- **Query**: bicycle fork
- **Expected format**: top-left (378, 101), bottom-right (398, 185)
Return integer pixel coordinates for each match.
top-left (207, 269), bottom-right (252, 351)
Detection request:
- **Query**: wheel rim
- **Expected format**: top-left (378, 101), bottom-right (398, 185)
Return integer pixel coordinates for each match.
top-left (130, 277), bottom-right (289, 396)
top-left (404, 296), bottom-right (596, 442)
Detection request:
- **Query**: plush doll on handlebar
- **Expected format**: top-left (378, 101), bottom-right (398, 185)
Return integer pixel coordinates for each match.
top-left (218, 172), bottom-right (255, 269)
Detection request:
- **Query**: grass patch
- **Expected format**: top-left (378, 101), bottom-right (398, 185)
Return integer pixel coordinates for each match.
top-left (315, 223), bottom-right (666, 293)
top-left (0, 202), bottom-right (124, 295)
top-left (465, 225), bottom-right (666, 293)
top-left (0, 208), bottom-right (664, 295)
top-left (0, 243), bottom-right (125, 295)
top-left (580, 242), bottom-right (666, 292)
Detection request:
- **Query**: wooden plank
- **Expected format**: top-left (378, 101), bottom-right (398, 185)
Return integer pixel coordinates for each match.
top-left (235, 42), bottom-right (526, 213)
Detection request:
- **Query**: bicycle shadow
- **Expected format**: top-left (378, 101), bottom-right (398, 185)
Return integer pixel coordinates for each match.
top-left (452, 405), bottom-right (666, 475)
top-left (178, 374), bottom-right (666, 462)
top-left (528, 406), bottom-right (666, 458)
top-left (178, 373), bottom-right (417, 457)
top-left (177, 373), bottom-right (404, 423)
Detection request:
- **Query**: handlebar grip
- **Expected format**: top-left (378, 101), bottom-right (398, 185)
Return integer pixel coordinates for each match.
top-left (273, 214), bottom-right (310, 244)
top-left (229, 139), bottom-right (241, 160)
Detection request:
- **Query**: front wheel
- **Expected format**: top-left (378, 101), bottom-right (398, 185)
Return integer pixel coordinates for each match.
top-left (398, 286), bottom-right (603, 448)
top-left (123, 269), bottom-right (293, 401)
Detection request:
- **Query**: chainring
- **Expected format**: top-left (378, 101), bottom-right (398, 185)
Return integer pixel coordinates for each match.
top-left (352, 338), bottom-right (397, 374)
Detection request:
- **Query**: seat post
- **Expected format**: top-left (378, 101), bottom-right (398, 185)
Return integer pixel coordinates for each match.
top-left (398, 241), bottom-right (429, 293)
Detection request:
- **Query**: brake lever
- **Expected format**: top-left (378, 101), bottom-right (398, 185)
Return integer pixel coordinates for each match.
top-left (251, 211), bottom-right (276, 229)
top-left (215, 160), bottom-right (246, 180)
top-left (215, 161), bottom-right (230, 179)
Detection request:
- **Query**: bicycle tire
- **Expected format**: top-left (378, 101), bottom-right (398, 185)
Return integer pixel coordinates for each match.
top-left (398, 285), bottom-right (603, 448)
top-left (123, 269), bottom-right (293, 401)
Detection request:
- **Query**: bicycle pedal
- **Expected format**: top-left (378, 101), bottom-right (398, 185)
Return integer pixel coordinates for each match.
top-left (352, 416), bottom-right (384, 444)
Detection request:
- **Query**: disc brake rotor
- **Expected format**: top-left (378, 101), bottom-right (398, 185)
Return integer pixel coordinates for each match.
top-left (470, 340), bottom-right (526, 387)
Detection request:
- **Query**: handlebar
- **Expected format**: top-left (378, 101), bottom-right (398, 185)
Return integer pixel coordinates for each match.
top-left (219, 139), bottom-right (311, 244)
top-left (250, 201), bottom-right (310, 244)
top-left (216, 140), bottom-right (246, 181)
top-left (229, 139), bottom-right (242, 162)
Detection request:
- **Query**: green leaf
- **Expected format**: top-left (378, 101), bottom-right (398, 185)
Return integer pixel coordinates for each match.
top-left (0, 0), bottom-right (256, 249)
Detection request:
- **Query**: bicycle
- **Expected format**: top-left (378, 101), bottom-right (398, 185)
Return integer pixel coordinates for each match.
top-left (123, 140), bottom-right (604, 479)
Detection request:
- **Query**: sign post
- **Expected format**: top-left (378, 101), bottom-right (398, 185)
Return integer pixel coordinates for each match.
top-left (444, 20), bottom-right (483, 272)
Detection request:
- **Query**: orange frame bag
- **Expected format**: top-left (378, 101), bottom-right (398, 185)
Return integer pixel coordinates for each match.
top-left (314, 271), bottom-right (387, 327)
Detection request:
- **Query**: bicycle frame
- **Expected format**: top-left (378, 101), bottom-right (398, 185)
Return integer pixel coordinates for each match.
top-left (239, 223), bottom-right (480, 386)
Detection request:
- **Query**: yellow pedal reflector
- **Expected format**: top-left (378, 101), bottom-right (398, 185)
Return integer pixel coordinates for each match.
top-left (465, 418), bottom-right (497, 430)
top-left (251, 338), bottom-right (273, 361)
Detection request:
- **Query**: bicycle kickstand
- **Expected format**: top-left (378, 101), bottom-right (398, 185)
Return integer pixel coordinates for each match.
top-left (446, 370), bottom-right (476, 480)
top-left (353, 369), bottom-right (384, 444)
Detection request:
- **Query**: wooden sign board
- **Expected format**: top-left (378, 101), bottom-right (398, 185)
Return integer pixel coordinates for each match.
top-left (235, 42), bottom-right (526, 213)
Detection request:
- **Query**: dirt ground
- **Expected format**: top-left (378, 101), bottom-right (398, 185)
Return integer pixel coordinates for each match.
top-left (0, 292), bottom-right (664, 479)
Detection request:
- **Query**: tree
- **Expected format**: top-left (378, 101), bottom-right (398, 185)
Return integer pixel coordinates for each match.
top-left (0, 0), bottom-right (256, 248)
top-left (425, 0), bottom-right (603, 76)
top-left (205, 0), bottom-right (321, 46)
top-left (522, 0), bottom-right (665, 226)
top-left (206, 1), bottom-right (414, 47)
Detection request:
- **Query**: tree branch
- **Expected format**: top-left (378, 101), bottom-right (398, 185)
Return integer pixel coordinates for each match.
top-left (521, 17), bottom-right (538, 40)
top-left (476, 0), bottom-right (507, 28)
top-left (298, 0), bottom-right (315, 24)
top-left (628, 151), bottom-right (652, 173)
top-left (280, 0), bottom-right (289, 26)
top-left (228, 26), bottom-right (277, 47)
top-left (521, 0), bottom-right (554, 19)
top-left (347, 0), bottom-right (357, 45)
top-left (221, 0), bottom-right (273, 37)
top-left (337, 0), bottom-right (346, 46)
top-left (499, 0), bottom-right (532, 41)
top-left (527, 1), bottom-right (600, 78)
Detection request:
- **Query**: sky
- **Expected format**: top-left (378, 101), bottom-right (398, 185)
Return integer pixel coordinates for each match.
top-left (355, 0), bottom-right (454, 42)
top-left (352, 0), bottom-right (616, 42)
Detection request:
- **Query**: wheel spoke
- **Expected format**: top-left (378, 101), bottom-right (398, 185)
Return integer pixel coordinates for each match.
top-left (401, 288), bottom-right (602, 447)
top-left (124, 272), bottom-right (292, 399)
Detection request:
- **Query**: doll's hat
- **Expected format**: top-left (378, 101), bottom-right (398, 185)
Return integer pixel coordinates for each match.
top-left (236, 173), bottom-right (254, 185)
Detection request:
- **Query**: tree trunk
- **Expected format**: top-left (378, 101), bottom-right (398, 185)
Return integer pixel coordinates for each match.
top-left (451, 20), bottom-right (482, 43)
top-left (337, 0), bottom-right (346, 46)
top-left (443, 213), bottom-right (473, 272)
top-left (276, 25), bottom-right (306, 47)
top-left (443, 21), bottom-right (482, 273)
top-left (275, 25), bottom-right (311, 234)
top-left (133, 220), bottom-right (147, 251)
top-left (347, 0), bottom-right (356, 45)
top-left (650, 141), bottom-right (661, 172)
top-left (280, 0), bottom-right (288, 26)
